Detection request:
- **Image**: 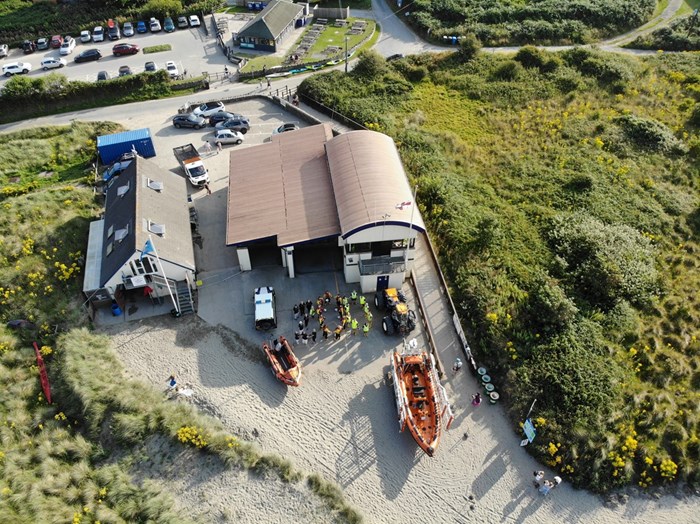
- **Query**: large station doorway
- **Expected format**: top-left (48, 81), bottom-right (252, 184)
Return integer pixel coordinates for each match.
top-left (294, 238), bottom-right (342, 274)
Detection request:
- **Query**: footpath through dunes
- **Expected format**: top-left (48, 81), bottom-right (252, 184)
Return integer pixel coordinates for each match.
top-left (107, 315), bottom-right (699, 523)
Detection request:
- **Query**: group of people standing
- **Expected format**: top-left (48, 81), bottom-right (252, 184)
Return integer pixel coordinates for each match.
top-left (292, 291), bottom-right (373, 344)
top-left (533, 471), bottom-right (562, 496)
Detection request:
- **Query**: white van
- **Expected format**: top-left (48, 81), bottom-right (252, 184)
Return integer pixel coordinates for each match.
top-left (92, 26), bottom-right (104, 42)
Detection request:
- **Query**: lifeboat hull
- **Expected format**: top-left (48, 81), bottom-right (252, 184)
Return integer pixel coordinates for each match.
top-left (391, 350), bottom-right (441, 456)
top-left (263, 337), bottom-right (301, 387)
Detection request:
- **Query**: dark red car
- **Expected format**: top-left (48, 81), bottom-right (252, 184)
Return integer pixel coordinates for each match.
top-left (50, 35), bottom-right (63, 48)
top-left (112, 43), bottom-right (139, 56)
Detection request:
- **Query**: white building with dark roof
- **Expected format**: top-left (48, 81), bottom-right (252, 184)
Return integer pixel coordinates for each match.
top-left (83, 156), bottom-right (196, 315)
top-left (226, 124), bottom-right (424, 292)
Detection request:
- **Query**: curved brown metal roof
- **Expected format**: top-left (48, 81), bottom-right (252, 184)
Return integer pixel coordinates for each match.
top-left (325, 131), bottom-right (425, 239)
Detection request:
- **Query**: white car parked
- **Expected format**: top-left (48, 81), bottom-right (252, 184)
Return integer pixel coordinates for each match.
top-left (0, 44), bottom-right (8, 58)
top-left (189, 15), bottom-right (201, 27)
top-left (59, 36), bottom-right (76, 55)
top-left (165, 60), bottom-right (179, 79)
top-left (92, 26), bottom-right (104, 42)
top-left (214, 129), bottom-right (245, 145)
top-left (41, 57), bottom-right (67, 70)
top-left (80, 30), bottom-right (91, 43)
top-left (3, 62), bottom-right (32, 76)
top-left (193, 101), bottom-right (225, 117)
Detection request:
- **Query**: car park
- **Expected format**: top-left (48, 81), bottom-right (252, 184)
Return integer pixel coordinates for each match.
top-left (123, 22), bottom-right (134, 37)
top-left (107, 19), bottom-right (120, 40)
top-left (118, 65), bottom-right (132, 77)
top-left (193, 101), bottom-right (225, 117)
top-left (172, 114), bottom-right (207, 129)
top-left (214, 129), bottom-right (245, 145)
top-left (92, 26), bottom-right (105, 42)
top-left (112, 43), bottom-right (139, 56)
top-left (216, 117), bottom-right (250, 134)
top-left (0, 44), bottom-right (8, 57)
top-left (59, 36), bottom-right (76, 55)
top-left (36, 38), bottom-right (49, 50)
top-left (164, 17), bottom-right (175, 32)
top-left (3, 62), bottom-right (32, 76)
top-left (150, 18), bottom-right (162, 32)
top-left (41, 57), bottom-right (67, 70)
top-left (189, 15), bottom-right (201, 27)
top-left (208, 111), bottom-right (239, 127)
top-left (80, 30), bottom-right (91, 43)
top-left (136, 21), bottom-right (148, 33)
top-left (273, 123), bottom-right (300, 134)
top-left (22, 40), bottom-right (37, 53)
top-left (50, 35), bottom-right (63, 49)
top-left (165, 60), bottom-right (179, 78)
top-left (74, 49), bottom-right (102, 63)
top-left (144, 61), bottom-right (157, 72)
top-left (177, 16), bottom-right (188, 28)
top-left (97, 71), bottom-right (110, 81)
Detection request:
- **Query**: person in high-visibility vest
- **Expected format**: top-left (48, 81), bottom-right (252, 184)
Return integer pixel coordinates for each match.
top-left (359, 295), bottom-right (366, 308)
top-left (350, 290), bottom-right (358, 304)
top-left (351, 318), bottom-right (358, 335)
top-left (365, 310), bottom-right (373, 326)
top-left (362, 323), bottom-right (370, 336)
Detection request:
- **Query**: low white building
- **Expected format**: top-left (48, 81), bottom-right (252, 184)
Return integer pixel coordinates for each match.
top-left (83, 156), bottom-right (196, 313)
top-left (226, 124), bottom-right (424, 293)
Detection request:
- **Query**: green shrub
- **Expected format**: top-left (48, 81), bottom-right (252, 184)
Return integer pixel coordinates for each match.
top-left (141, 0), bottom-right (183, 19)
top-left (615, 114), bottom-right (688, 155)
top-left (351, 50), bottom-right (389, 79)
top-left (456, 34), bottom-right (481, 63)
top-left (547, 213), bottom-right (660, 308)
top-left (492, 60), bottom-right (524, 81)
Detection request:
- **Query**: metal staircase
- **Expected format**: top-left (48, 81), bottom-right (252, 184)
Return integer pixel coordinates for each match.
top-left (176, 280), bottom-right (195, 315)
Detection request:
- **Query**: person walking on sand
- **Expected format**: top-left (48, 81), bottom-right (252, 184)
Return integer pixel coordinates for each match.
top-left (472, 392), bottom-right (482, 406)
top-left (452, 357), bottom-right (463, 374)
top-left (166, 375), bottom-right (177, 390)
top-left (533, 470), bottom-right (544, 488)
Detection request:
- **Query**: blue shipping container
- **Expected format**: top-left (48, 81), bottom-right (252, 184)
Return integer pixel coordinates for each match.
top-left (97, 128), bottom-right (156, 164)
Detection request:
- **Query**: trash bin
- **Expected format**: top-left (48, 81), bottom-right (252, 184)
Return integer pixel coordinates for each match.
top-left (111, 303), bottom-right (122, 316)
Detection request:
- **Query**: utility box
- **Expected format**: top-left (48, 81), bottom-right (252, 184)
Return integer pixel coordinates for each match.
top-left (97, 128), bottom-right (156, 164)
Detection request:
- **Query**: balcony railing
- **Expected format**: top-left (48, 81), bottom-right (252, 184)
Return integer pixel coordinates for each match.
top-left (358, 255), bottom-right (405, 276)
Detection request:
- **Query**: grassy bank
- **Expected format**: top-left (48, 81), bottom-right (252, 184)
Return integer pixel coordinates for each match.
top-left (626, 14), bottom-right (700, 50)
top-left (299, 48), bottom-right (700, 493)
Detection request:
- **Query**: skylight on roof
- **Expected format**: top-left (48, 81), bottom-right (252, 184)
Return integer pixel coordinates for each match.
top-left (117, 181), bottom-right (130, 197)
top-left (147, 179), bottom-right (164, 191)
top-left (148, 221), bottom-right (166, 236)
top-left (114, 224), bottom-right (129, 242)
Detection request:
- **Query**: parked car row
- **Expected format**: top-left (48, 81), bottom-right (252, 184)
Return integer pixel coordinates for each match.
top-left (2, 14), bottom-right (201, 58)
top-left (172, 101), bottom-right (252, 137)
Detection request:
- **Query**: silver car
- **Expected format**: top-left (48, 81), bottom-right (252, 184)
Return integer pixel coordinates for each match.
top-left (214, 129), bottom-right (245, 145)
top-left (41, 57), bottom-right (67, 70)
top-left (123, 22), bottom-right (134, 37)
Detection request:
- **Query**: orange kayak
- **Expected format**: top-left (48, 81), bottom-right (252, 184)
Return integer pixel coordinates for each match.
top-left (263, 336), bottom-right (301, 387)
top-left (391, 349), bottom-right (442, 456)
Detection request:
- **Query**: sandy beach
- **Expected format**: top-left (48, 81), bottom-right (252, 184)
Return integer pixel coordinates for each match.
top-left (106, 315), bottom-right (698, 523)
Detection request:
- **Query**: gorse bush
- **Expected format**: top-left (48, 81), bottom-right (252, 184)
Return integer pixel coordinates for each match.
top-left (403, 0), bottom-right (656, 45)
top-left (547, 213), bottom-right (660, 309)
top-left (615, 114), bottom-right (688, 155)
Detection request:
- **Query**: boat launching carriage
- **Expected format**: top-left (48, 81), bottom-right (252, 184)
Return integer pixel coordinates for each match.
top-left (390, 339), bottom-right (453, 456)
top-left (262, 336), bottom-right (301, 387)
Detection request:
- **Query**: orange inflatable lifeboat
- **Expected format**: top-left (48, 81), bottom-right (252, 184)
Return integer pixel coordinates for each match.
top-left (262, 336), bottom-right (301, 387)
top-left (391, 343), bottom-right (449, 456)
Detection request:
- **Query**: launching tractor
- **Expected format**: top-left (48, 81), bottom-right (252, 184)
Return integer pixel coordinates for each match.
top-left (375, 287), bottom-right (417, 336)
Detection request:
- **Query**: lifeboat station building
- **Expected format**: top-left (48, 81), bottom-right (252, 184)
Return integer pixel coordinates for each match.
top-left (226, 123), bottom-right (425, 293)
